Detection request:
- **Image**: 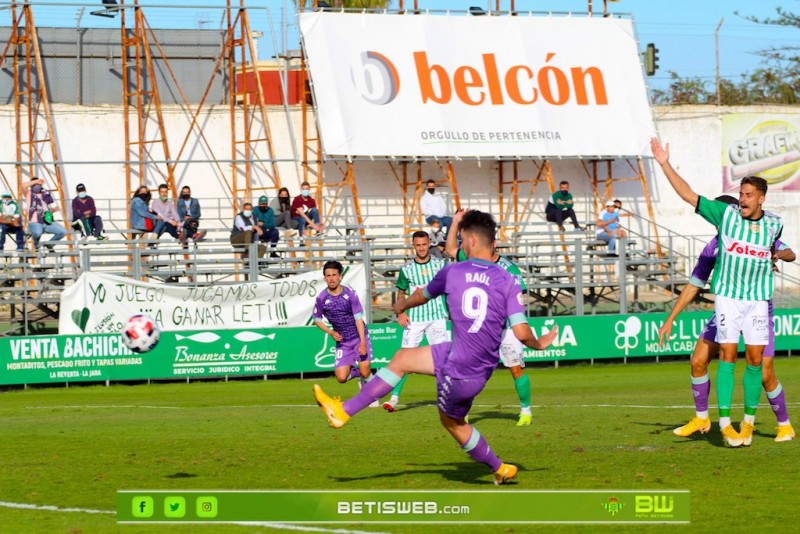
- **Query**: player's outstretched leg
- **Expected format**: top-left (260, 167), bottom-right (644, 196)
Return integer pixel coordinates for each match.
top-left (674, 374), bottom-right (711, 436)
top-left (313, 384), bottom-right (350, 429)
top-left (357, 364), bottom-right (380, 408)
top-left (313, 368), bottom-right (403, 428)
top-left (739, 363), bottom-right (763, 446)
top-left (383, 375), bottom-right (407, 412)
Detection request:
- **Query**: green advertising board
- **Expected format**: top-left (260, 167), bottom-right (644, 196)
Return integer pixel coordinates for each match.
top-left (2, 310), bottom-right (800, 386)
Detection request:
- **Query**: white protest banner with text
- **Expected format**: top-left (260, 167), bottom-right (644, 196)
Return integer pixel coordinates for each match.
top-left (58, 265), bottom-right (367, 334)
top-left (299, 12), bottom-right (655, 158)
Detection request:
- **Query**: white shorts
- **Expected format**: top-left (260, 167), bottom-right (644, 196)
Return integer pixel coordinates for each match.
top-left (401, 318), bottom-right (450, 348)
top-left (714, 294), bottom-right (770, 346)
top-left (499, 328), bottom-right (525, 368)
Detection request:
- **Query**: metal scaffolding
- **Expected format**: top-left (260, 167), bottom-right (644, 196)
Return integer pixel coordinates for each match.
top-left (0, 3), bottom-right (68, 229)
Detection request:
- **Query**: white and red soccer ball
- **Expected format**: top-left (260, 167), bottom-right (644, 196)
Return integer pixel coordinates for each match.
top-left (121, 314), bottom-right (161, 353)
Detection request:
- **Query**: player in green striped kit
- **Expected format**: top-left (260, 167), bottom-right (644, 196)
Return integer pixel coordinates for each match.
top-left (652, 138), bottom-right (783, 447)
top-left (384, 231), bottom-right (450, 412)
top-left (446, 209), bottom-right (535, 426)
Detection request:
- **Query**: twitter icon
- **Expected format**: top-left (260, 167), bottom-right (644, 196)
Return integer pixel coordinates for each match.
top-left (164, 496), bottom-right (186, 518)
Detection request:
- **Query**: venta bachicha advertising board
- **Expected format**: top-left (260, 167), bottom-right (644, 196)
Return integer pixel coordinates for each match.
top-left (4, 311), bottom-right (800, 386)
top-left (298, 12), bottom-right (655, 158)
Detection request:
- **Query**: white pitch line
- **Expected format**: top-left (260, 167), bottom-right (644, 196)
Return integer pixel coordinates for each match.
top-left (0, 501), bottom-right (391, 534)
top-left (0, 500), bottom-right (114, 515)
top-left (28, 405), bottom-right (182, 410)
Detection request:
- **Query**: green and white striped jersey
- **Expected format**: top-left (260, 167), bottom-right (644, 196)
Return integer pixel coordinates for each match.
top-left (456, 249), bottom-right (527, 291)
top-left (396, 256), bottom-right (448, 322)
top-left (696, 196), bottom-right (783, 301)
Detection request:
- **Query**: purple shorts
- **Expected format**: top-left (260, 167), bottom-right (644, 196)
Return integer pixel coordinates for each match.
top-left (432, 342), bottom-right (490, 420)
top-left (701, 312), bottom-right (775, 357)
top-left (334, 335), bottom-right (373, 369)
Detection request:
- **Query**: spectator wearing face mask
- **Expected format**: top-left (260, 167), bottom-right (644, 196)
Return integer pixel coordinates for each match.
top-left (150, 183), bottom-right (181, 241)
top-left (291, 181), bottom-right (324, 237)
top-left (231, 202), bottom-right (265, 262)
top-left (176, 185), bottom-right (206, 242)
top-left (269, 187), bottom-right (299, 235)
top-left (130, 185), bottom-right (159, 239)
top-left (254, 195), bottom-right (282, 258)
top-left (71, 183), bottom-right (106, 241)
top-left (23, 178), bottom-right (67, 250)
top-left (421, 179), bottom-right (454, 239)
top-left (0, 191), bottom-right (25, 252)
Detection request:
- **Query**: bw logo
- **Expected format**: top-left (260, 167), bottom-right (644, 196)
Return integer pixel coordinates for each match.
top-left (351, 51), bottom-right (400, 105)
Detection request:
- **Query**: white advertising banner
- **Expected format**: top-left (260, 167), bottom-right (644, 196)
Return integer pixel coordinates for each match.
top-left (299, 12), bottom-right (655, 158)
top-left (58, 265), bottom-right (368, 334)
top-left (722, 113), bottom-right (800, 192)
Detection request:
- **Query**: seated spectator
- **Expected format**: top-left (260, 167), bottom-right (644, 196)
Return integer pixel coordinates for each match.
top-left (421, 179), bottom-right (453, 238)
top-left (0, 191), bottom-right (25, 252)
top-left (545, 180), bottom-right (583, 232)
top-left (176, 185), bottom-right (206, 242)
top-left (150, 183), bottom-right (181, 241)
top-left (595, 199), bottom-right (627, 255)
top-left (231, 202), bottom-right (265, 262)
top-left (254, 195), bottom-right (281, 258)
top-left (70, 183), bottom-right (107, 241)
top-left (427, 219), bottom-right (445, 258)
top-left (291, 181), bottom-right (324, 236)
top-left (130, 185), bottom-right (159, 239)
top-left (270, 187), bottom-right (299, 235)
top-left (23, 178), bottom-right (67, 250)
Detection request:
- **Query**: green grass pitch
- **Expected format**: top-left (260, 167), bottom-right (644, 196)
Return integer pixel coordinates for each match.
top-left (2, 357), bottom-right (800, 533)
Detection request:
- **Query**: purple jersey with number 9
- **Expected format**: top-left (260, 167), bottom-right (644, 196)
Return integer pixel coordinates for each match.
top-left (423, 259), bottom-right (527, 380)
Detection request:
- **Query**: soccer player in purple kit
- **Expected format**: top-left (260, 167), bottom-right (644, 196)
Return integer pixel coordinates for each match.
top-left (313, 211), bottom-right (558, 484)
top-left (659, 197), bottom-right (796, 442)
top-left (312, 261), bottom-right (373, 385)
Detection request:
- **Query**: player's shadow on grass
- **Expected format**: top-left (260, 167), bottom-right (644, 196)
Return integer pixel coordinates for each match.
top-left (394, 400), bottom-right (436, 412)
top-left (633, 421), bottom-right (728, 447)
top-left (464, 410), bottom-right (517, 424)
top-left (165, 472), bottom-right (198, 479)
top-left (330, 461), bottom-right (535, 485)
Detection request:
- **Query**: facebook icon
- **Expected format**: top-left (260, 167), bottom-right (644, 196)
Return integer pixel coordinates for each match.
top-left (131, 496), bottom-right (154, 518)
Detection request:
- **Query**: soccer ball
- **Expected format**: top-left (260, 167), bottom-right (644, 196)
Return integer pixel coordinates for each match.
top-left (121, 314), bottom-right (161, 353)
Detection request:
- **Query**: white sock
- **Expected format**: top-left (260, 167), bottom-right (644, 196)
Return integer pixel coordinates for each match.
top-left (696, 410), bottom-right (709, 420)
top-left (743, 414), bottom-right (755, 425)
top-left (778, 420), bottom-right (791, 426)
top-left (520, 407), bottom-right (532, 416)
top-left (719, 417), bottom-right (731, 429)
top-left (390, 395), bottom-right (399, 403)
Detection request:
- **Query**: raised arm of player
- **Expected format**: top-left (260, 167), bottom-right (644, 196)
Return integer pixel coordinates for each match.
top-left (658, 283), bottom-right (701, 346)
top-left (650, 138), bottom-right (699, 207)
top-left (445, 208), bottom-right (466, 258)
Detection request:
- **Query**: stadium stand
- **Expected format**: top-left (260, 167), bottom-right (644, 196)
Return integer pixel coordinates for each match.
top-left (2, 195), bottom-right (800, 337)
